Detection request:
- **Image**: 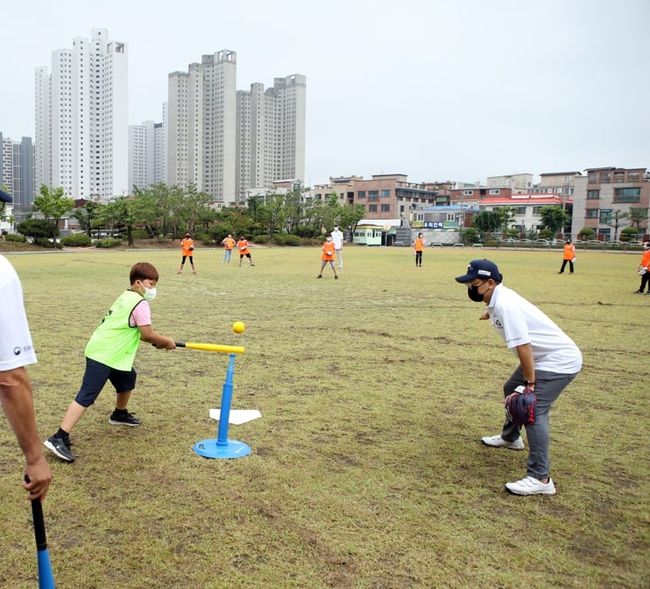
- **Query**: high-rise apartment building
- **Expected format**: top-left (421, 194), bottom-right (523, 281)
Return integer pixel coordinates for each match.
top-left (168, 51), bottom-right (305, 204)
top-left (35, 29), bottom-right (128, 200)
top-left (168, 50), bottom-right (236, 201)
top-left (0, 132), bottom-right (35, 212)
top-left (128, 104), bottom-right (168, 191)
top-left (154, 103), bottom-right (167, 184)
top-left (128, 121), bottom-right (155, 190)
top-left (236, 74), bottom-right (306, 199)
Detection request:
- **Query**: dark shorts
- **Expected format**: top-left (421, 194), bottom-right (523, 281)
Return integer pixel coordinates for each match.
top-left (74, 357), bottom-right (137, 407)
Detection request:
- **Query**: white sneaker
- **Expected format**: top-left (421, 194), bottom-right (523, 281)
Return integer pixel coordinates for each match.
top-left (506, 476), bottom-right (556, 496)
top-left (481, 435), bottom-right (524, 450)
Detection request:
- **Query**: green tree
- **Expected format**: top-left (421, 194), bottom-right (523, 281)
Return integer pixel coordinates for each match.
top-left (494, 206), bottom-right (515, 235)
top-left (603, 209), bottom-right (629, 241)
top-left (339, 204), bottom-right (365, 242)
top-left (627, 207), bottom-right (648, 233)
top-left (538, 205), bottom-right (569, 237)
top-left (32, 185), bottom-right (74, 238)
top-left (100, 197), bottom-right (136, 246)
top-left (72, 199), bottom-right (101, 237)
top-left (471, 211), bottom-right (500, 239)
top-left (257, 193), bottom-right (287, 239)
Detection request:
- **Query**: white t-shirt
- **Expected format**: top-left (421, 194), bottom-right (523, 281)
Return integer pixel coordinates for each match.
top-left (487, 283), bottom-right (582, 374)
top-left (0, 255), bottom-right (37, 371)
top-left (331, 229), bottom-right (344, 250)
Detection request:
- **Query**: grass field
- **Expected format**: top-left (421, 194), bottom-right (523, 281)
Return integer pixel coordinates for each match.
top-left (1, 245), bottom-right (648, 588)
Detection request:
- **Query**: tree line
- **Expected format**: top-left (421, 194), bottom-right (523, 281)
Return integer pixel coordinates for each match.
top-left (15, 184), bottom-right (366, 247)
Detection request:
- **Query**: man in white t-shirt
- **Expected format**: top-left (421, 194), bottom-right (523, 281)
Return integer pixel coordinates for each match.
top-left (456, 258), bottom-right (582, 496)
top-left (331, 225), bottom-right (344, 270)
top-left (0, 195), bottom-right (53, 500)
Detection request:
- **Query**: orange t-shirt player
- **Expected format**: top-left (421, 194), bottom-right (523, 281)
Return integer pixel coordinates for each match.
top-left (558, 239), bottom-right (575, 274)
top-left (178, 233), bottom-right (196, 274)
top-left (413, 233), bottom-right (425, 268)
top-left (237, 237), bottom-right (255, 267)
top-left (635, 242), bottom-right (650, 293)
top-left (317, 235), bottom-right (338, 279)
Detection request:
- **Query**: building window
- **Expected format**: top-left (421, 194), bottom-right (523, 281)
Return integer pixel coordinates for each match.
top-left (381, 190), bottom-right (390, 197)
top-left (489, 189), bottom-right (500, 195)
top-left (513, 206), bottom-right (526, 215)
top-left (368, 191), bottom-right (378, 201)
top-left (586, 209), bottom-right (599, 218)
top-left (357, 191), bottom-right (366, 198)
top-left (613, 187), bottom-right (641, 203)
top-left (599, 209), bottom-right (612, 224)
top-left (463, 190), bottom-right (474, 196)
top-left (587, 190), bottom-right (600, 199)
top-left (368, 204), bottom-right (377, 212)
top-left (599, 172), bottom-right (611, 183)
top-left (380, 204), bottom-right (390, 212)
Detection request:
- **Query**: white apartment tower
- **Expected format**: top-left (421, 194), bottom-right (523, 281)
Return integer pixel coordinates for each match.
top-left (236, 74), bottom-right (306, 199)
top-left (35, 29), bottom-right (128, 200)
top-left (128, 104), bottom-right (168, 190)
top-left (128, 121), bottom-right (155, 190)
top-left (167, 50), bottom-right (236, 202)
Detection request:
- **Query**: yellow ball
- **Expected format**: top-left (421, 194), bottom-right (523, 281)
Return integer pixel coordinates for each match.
top-left (232, 321), bottom-right (246, 334)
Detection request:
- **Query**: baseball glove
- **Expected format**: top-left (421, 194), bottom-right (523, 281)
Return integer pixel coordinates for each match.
top-left (505, 385), bottom-right (537, 426)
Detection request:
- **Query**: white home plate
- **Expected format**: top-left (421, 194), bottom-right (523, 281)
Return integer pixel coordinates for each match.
top-left (209, 409), bottom-right (262, 424)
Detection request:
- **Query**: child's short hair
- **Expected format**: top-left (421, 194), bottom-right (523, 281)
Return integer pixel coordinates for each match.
top-left (130, 262), bottom-right (159, 284)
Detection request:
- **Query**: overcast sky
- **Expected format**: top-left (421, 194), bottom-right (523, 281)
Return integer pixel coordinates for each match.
top-left (2, 0), bottom-right (648, 186)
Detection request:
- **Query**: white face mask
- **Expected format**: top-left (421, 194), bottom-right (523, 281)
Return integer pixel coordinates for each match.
top-left (143, 286), bottom-right (157, 301)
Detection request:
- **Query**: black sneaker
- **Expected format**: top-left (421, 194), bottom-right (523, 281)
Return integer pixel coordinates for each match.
top-left (44, 435), bottom-right (75, 462)
top-left (109, 410), bottom-right (141, 427)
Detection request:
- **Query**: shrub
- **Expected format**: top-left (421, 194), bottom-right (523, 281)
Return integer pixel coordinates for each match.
top-left (620, 227), bottom-right (640, 242)
top-left (300, 237), bottom-right (322, 246)
top-left (131, 228), bottom-right (150, 240)
top-left (274, 234), bottom-right (301, 246)
top-left (578, 227), bottom-right (594, 240)
top-left (95, 237), bottom-right (122, 248)
top-left (61, 233), bottom-right (92, 247)
top-left (17, 218), bottom-right (52, 240)
top-left (5, 233), bottom-right (26, 243)
top-left (252, 234), bottom-right (270, 244)
top-left (538, 228), bottom-right (554, 239)
top-left (34, 238), bottom-right (62, 249)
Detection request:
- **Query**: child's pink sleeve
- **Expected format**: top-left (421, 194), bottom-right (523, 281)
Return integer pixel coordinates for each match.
top-left (130, 300), bottom-right (152, 327)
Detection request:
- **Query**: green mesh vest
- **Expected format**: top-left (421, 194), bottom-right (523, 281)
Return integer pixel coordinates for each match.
top-left (85, 290), bottom-right (145, 371)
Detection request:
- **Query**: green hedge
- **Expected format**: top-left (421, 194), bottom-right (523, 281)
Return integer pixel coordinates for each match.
top-left (95, 237), bottom-right (122, 248)
top-left (4, 233), bottom-right (26, 243)
top-left (273, 234), bottom-right (301, 246)
top-left (61, 233), bottom-right (92, 247)
top-left (34, 238), bottom-right (62, 249)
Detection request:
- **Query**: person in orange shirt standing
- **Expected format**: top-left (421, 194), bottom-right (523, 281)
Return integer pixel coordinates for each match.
top-left (177, 233), bottom-right (196, 275)
top-left (317, 234), bottom-right (338, 279)
top-left (413, 232), bottom-right (425, 267)
top-left (221, 234), bottom-right (235, 264)
top-left (634, 241), bottom-right (650, 294)
top-left (558, 239), bottom-right (576, 274)
top-left (237, 236), bottom-right (255, 267)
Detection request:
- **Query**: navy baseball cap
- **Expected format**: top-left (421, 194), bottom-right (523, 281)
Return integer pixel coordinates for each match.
top-left (455, 259), bottom-right (503, 283)
top-left (0, 189), bottom-right (12, 203)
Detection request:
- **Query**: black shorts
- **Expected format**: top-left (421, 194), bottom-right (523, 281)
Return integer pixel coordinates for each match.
top-left (74, 357), bottom-right (137, 407)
